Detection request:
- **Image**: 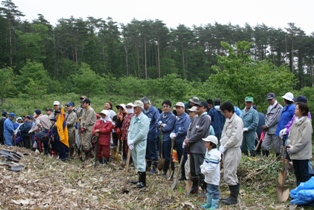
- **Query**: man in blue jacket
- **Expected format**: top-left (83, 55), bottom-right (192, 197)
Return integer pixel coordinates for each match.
top-left (158, 100), bottom-right (176, 176)
top-left (170, 102), bottom-right (190, 180)
top-left (4, 112), bottom-right (15, 146)
top-left (240, 96), bottom-right (259, 156)
top-left (208, 98), bottom-right (225, 141)
top-left (141, 96), bottom-right (160, 174)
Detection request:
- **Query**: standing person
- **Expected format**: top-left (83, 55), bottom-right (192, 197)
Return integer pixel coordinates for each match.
top-left (158, 100), bottom-right (176, 175)
top-left (76, 96), bottom-right (86, 154)
top-left (104, 101), bottom-right (117, 120)
top-left (16, 115), bottom-right (32, 148)
top-left (80, 98), bottom-right (96, 160)
top-left (209, 98), bottom-right (225, 141)
top-left (29, 109), bottom-right (51, 154)
top-left (287, 102), bottom-right (313, 186)
top-left (120, 103), bottom-right (136, 165)
top-left (66, 102), bottom-right (77, 157)
top-left (115, 104), bottom-right (127, 153)
top-left (188, 106), bottom-right (197, 121)
top-left (275, 92), bottom-right (295, 151)
top-left (200, 135), bottom-right (221, 210)
top-left (253, 105), bottom-right (265, 156)
top-left (128, 100), bottom-right (150, 188)
top-left (46, 108), bottom-right (53, 117)
top-left (0, 111), bottom-right (8, 144)
top-left (261, 92), bottom-right (283, 157)
top-left (92, 110), bottom-right (113, 164)
top-left (184, 100), bottom-right (211, 194)
top-left (141, 96), bottom-right (160, 173)
top-left (240, 96), bottom-right (259, 156)
top-left (219, 102), bottom-right (243, 205)
top-left (4, 112), bottom-right (15, 146)
top-left (206, 99), bottom-right (213, 115)
top-left (50, 101), bottom-right (61, 120)
top-left (170, 102), bottom-right (190, 180)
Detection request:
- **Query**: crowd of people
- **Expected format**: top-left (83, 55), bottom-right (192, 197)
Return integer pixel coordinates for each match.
top-left (0, 92), bottom-right (312, 209)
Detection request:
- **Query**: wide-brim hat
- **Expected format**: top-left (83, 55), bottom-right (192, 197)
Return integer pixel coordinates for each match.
top-left (116, 104), bottom-right (126, 110)
top-left (189, 96), bottom-right (199, 104)
top-left (282, 92), bottom-right (294, 102)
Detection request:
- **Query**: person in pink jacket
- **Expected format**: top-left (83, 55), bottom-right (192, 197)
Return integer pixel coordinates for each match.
top-left (92, 110), bottom-right (113, 164)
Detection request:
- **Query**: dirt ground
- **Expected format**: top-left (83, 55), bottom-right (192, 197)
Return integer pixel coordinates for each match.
top-left (0, 145), bottom-right (306, 210)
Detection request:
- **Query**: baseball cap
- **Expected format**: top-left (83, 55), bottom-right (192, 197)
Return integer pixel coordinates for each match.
top-left (9, 112), bottom-right (15, 117)
top-left (126, 103), bottom-right (134, 108)
top-left (34, 109), bottom-right (41, 115)
top-left (195, 100), bottom-right (208, 108)
top-left (174, 102), bottom-right (185, 107)
top-left (188, 106), bottom-right (197, 112)
top-left (66, 102), bottom-right (75, 107)
top-left (266, 92), bottom-right (275, 100)
top-left (213, 98), bottom-right (221, 105)
top-left (53, 101), bottom-right (60, 106)
top-left (82, 98), bottom-right (91, 104)
top-left (293, 95), bottom-right (307, 103)
top-left (202, 135), bottom-right (218, 145)
top-left (245, 96), bottom-right (254, 102)
top-left (2, 111), bottom-right (7, 117)
top-left (134, 100), bottom-right (144, 109)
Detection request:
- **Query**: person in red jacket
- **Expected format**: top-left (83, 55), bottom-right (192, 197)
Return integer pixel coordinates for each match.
top-left (92, 110), bottom-right (113, 164)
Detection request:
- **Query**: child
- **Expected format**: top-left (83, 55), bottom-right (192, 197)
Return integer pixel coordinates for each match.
top-left (200, 135), bottom-right (221, 209)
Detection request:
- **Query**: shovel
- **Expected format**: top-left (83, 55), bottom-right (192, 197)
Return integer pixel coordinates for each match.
top-left (122, 148), bottom-right (131, 194)
top-left (185, 151), bottom-right (192, 195)
top-left (157, 132), bottom-right (165, 171)
top-left (171, 147), bottom-right (186, 190)
top-left (167, 138), bottom-right (175, 180)
top-left (276, 135), bottom-right (289, 202)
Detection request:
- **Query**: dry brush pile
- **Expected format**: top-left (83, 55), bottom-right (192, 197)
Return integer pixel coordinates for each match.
top-left (0, 145), bottom-right (298, 209)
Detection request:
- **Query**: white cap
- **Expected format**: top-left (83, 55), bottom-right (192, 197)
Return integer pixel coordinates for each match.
top-left (99, 110), bottom-right (109, 116)
top-left (16, 117), bottom-right (23, 121)
top-left (175, 102), bottom-right (185, 107)
top-left (133, 100), bottom-right (144, 109)
top-left (282, 92), bottom-right (294, 102)
top-left (53, 101), bottom-right (60, 106)
top-left (126, 103), bottom-right (134, 107)
top-left (188, 106), bottom-right (197, 112)
top-left (202, 135), bottom-right (218, 145)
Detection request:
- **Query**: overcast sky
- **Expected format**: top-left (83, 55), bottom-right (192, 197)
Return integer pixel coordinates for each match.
top-left (12, 0), bottom-right (314, 35)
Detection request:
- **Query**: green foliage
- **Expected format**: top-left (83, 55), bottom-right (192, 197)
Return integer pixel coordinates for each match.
top-left (72, 62), bottom-right (106, 97)
top-left (0, 67), bottom-right (16, 108)
top-left (206, 41), bottom-right (295, 110)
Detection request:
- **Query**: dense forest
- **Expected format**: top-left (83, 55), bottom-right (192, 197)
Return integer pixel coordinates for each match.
top-left (0, 0), bottom-right (314, 111)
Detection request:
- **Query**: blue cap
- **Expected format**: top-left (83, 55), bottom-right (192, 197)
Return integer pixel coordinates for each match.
top-left (66, 102), bottom-right (75, 107)
top-left (293, 95), bottom-right (307, 103)
top-left (2, 111), bottom-right (7, 117)
top-left (9, 112), bottom-right (15, 117)
top-left (35, 109), bottom-right (41, 115)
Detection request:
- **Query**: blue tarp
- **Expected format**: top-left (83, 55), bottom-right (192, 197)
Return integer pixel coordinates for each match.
top-left (290, 177), bottom-right (314, 206)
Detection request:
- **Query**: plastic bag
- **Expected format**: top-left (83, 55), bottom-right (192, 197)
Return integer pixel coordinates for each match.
top-left (32, 141), bottom-right (37, 149)
top-left (290, 177), bottom-right (314, 205)
top-left (172, 149), bottom-right (178, 162)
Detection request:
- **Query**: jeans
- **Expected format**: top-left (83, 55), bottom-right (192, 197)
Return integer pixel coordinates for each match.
top-left (206, 184), bottom-right (219, 199)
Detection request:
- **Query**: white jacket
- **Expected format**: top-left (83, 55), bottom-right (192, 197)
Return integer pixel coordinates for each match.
top-left (200, 148), bottom-right (221, 185)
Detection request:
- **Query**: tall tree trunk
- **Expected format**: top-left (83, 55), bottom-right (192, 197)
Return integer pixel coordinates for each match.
top-left (124, 40), bottom-right (129, 76)
top-left (144, 37), bottom-right (147, 79)
top-left (157, 41), bottom-right (160, 78)
top-left (181, 43), bottom-right (186, 79)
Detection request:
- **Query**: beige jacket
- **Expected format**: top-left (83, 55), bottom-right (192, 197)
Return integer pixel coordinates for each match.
top-left (288, 117), bottom-right (312, 160)
top-left (220, 113), bottom-right (244, 150)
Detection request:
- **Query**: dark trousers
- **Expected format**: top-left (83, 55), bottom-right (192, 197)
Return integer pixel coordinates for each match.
top-left (55, 140), bottom-right (69, 160)
top-left (175, 139), bottom-right (187, 174)
top-left (293, 159), bottom-right (311, 186)
top-left (145, 132), bottom-right (158, 161)
top-left (190, 153), bottom-right (205, 180)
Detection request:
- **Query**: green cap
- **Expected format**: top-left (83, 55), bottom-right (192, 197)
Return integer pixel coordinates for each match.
top-left (245, 96), bottom-right (254, 102)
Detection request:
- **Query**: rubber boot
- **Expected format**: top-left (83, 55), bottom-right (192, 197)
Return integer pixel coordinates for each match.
top-left (200, 179), bottom-right (206, 197)
top-left (200, 193), bottom-right (212, 209)
top-left (69, 148), bottom-right (74, 157)
top-left (130, 172), bottom-right (139, 184)
top-left (210, 198), bottom-right (219, 209)
top-left (137, 171), bottom-right (146, 188)
top-left (190, 178), bottom-right (199, 194)
top-left (179, 168), bottom-right (187, 181)
top-left (250, 150), bottom-right (256, 157)
top-left (243, 151), bottom-right (248, 156)
top-left (150, 161), bottom-right (157, 174)
top-left (221, 184), bottom-right (240, 205)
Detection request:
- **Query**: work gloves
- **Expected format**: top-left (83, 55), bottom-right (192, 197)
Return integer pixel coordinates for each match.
top-left (219, 145), bottom-right (225, 154)
top-left (80, 128), bottom-right (86, 133)
top-left (286, 145), bottom-right (294, 155)
top-left (127, 139), bottom-right (134, 150)
top-left (129, 144), bottom-right (134, 150)
top-left (243, 128), bottom-right (248, 132)
top-left (280, 128), bottom-right (287, 138)
top-left (170, 133), bottom-right (176, 139)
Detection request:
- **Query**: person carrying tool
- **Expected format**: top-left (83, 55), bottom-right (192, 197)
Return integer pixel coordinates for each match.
top-left (158, 100), bottom-right (176, 176)
top-left (170, 102), bottom-right (190, 180)
top-left (128, 100), bottom-right (150, 188)
top-left (80, 98), bottom-right (96, 160)
top-left (92, 110), bottom-right (113, 164)
top-left (141, 96), bottom-right (160, 174)
top-left (200, 135), bottom-right (221, 210)
top-left (184, 100), bottom-right (211, 194)
top-left (65, 102), bottom-right (77, 158)
top-left (286, 102), bottom-right (312, 186)
top-left (219, 102), bottom-right (243, 205)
